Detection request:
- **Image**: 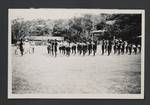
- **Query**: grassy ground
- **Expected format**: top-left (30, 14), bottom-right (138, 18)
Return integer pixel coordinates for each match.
top-left (11, 46), bottom-right (141, 94)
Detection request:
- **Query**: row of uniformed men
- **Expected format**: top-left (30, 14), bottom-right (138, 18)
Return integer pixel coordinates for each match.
top-left (47, 41), bottom-right (98, 56)
top-left (47, 40), bottom-right (141, 57)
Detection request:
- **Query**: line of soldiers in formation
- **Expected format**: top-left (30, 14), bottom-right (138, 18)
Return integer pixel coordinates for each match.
top-left (47, 39), bottom-right (141, 57)
top-left (101, 39), bottom-right (141, 56)
top-left (47, 40), bottom-right (98, 57)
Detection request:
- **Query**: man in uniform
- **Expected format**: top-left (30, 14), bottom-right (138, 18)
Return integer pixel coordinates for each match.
top-left (113, 40), bottom-right (117, 54)
top-left (101, 39), bottom-right (105, 55)
top-left (82, 42), bottom-right (86, 56)
top-left (19, 39), bottom-right (24, 56)
top-left (72, 42), bottom-right (77, 55)
top-left (137, 44), bottom-right (141, 53)
top-left (117, 40), bottom-right (122, 55)
top-left (121, 41), bottom-right (125, 55)
top-left (51, 40), bottom-right (54, 56)
top-left (133, 44), bottom-right (137, 54)
top-left (92, 41), bottom-right (97, 56)
top-left (128, 43), bottom-right (132, 55)
top-left (77, 42), bottom-right (82, 55)
top-left (66, 42), bottom-right (71, 56)
top-left (54, 39), bottom-right (58, 57)
top-left (88, 41), bottom-right (92, 55)
top-left (62, 41), bottom-right (67, 55)
top-left (107, 40), bottom-right (112, 56)
top-left (59, 41), bottom-right (63, 54)
top-left (47, 41), bottom-right (51, 54)
top-left (104, 40), bottom-right (108, 53)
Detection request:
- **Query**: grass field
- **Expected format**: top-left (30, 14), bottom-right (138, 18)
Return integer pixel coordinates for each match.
top-left (11, 46), bottom-right (141, 94)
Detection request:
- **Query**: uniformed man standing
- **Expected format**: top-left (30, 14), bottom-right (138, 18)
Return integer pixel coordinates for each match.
top-left (133, 44), bottom-right (137, 54)
top-left (113, 40), bottom-right (117, 54)
top-left (59, 41), bottom-right (63, 54)
top-left (19, 39), bottom-right (24, 56)
top-left (137, 44), bottom-right (141, 53)
top-left (82, 42), bottom-right (87, 56)
top-left (121, 41), bottom-right (125, 55)
top-left (51, 40), bottom-right (54, 56)
top-left (126, 43), bottom-right (129, 54)
top-left (101, 39), bottom-right (105, 55)
top-left (107, 40), bottom-right (112, 56)
top-left (77, 42), bottom-right (82, 55)
top-left (88, 41), bottom-right (92, 55)
top-left (54, 39), bottom-right (58, 57)
top-left (72, 42), bottom-right (77, 55)
top-left (62, 41), bottom-right (66, 55)
top-left (47, 42), bottom-right (51, 54)
top-left (92, 41), bottom-right (97, 56)
top-left (128, 43), bottom-right (132, 55)
top-left (104, 40), bottom-right (108, 53)
top-left (117, 42), bottom-right (121, 55)
top-left (66, 42), bottom-right (71, 56)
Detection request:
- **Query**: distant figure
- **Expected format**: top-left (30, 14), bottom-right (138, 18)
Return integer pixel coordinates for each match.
top-left (71, 42), bottom-right (77, 55)
top-left (137, 44), bottom-right (141, 53)
top-left (62, 41), bottom-right (67, 55)
top-left (19, 39), bottom-right (24, 56)
top-left (54, 39), bottom-right (58, 57)
top-left (66, 42), bottom-right (71, 56)
top-left (15, 41), bottom-right (20, 55)
top-left (113, 42), bottom-right (117, 54)
top-left (51, 40), bottom-right (54, 56)
top-left (47, 42), bottom-right (51, 54)
top-left (121, 41), bottom-right (125, 55)
top-left (92, 41), bottom-right (97, 56)
top-left (77, 42), bottom-right (82, 55)
top-left (113, 40), bottom-right (117, 54)
top-left (59, 41), bottom-right (63, 54)
top-left (24, 40), bottom-right (30, 54)
top-left (88, 41), bottom-right (92, 55)
top-left (82, 42), bottom-right (87, 56)
top-left (104, 40), bottom-right (108, 53)
top-left (125, 42), bottom-right (128, 54)
top-left (101, 40), bottom-right (105, 55)
top-left (81, 42), bottom-right (84, 56)
top-left (30, 41), bottom-right (35, 54)
top-left (128, 44), bottom-right (132, 55)
top-left (117, 43), bottom-right (121, 55)
top-left (107, 40), bottom-right (112, 56)
top-left (133, 44), bottom-right (137, 54)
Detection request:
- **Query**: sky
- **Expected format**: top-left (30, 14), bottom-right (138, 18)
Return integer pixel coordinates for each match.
top-left (9, 9), bottom-right (104, 21)
top-left (9, 9), bottom-right (143, 21)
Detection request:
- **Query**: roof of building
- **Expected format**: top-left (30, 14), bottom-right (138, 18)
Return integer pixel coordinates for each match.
top-left (91, 30), bottom-right (106, 34)
top-left (25, 36), bottom-right (64, 41)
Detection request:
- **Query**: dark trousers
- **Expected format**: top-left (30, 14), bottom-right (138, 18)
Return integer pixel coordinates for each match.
top-left (20, 47), bottom-right (24, 56)
top-left (102, 45), bottom-right (104, 55)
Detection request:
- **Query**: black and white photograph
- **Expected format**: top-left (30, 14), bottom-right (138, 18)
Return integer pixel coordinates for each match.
top-left (8, 9), bottom-right (145, 99)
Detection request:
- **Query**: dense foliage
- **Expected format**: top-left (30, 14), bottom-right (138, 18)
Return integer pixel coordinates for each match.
top-left (11, 14), bottom-right (141, 44)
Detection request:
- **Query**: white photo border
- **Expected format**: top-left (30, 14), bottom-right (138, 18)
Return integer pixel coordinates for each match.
top-left (8, 9), bottom-right (145, 99)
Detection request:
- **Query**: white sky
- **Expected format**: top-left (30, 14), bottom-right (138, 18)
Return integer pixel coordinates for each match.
top-left (9, 9), bottom-right (144, 21)
top-left (9, 9), bottom-right (103, 21)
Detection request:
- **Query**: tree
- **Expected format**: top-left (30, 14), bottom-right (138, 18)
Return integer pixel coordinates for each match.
top-left (106, 14), bottom-right (141, 43)
top-left (11, 19), bottom-right (31, 43)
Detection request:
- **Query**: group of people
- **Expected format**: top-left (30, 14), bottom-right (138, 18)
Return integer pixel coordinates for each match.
top-left (15, 39), bottom-right (35, 56)
top-left (14, 39), bottom-right (141, 57)
top-left (47, 39), bottom-right (58, 57)
top-left (46, 39), bottom-right (141, 57)
top-left (57, 41), bottom-right (97, 56)
top-left (47, 40), bottom-right (97, 57)
top-left (101, 39), bottom-right (141, 56)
